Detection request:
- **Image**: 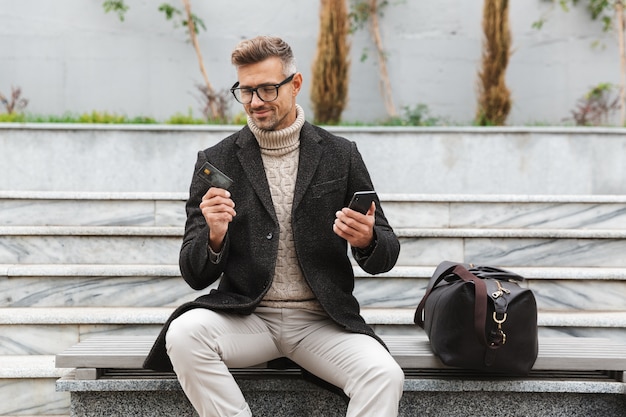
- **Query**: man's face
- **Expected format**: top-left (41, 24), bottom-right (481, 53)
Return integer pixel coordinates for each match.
top-left (236, 57), bottom-right (302, 131)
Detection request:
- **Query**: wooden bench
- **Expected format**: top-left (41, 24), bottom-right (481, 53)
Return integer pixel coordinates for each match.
top-left (56, 335), bottom-right (626, 417)
top-left (56, 334), bottom-right (626, 380)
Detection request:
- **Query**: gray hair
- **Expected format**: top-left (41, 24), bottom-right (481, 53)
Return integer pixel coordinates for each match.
top-left (231, 36), bottom-right (297, 76)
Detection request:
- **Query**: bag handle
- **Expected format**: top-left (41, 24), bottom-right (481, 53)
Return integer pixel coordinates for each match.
top-left (414, 261), bottom-right (459, 328)
top-left (468, 265), bottom-right (524, 282)
top-left (414, 262), bottom-right (494, 349)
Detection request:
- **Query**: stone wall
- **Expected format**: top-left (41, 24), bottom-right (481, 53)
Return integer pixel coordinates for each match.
top-left (1, 125), bottom-right (624, 195)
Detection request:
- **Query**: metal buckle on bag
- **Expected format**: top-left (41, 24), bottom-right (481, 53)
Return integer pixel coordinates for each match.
top-left (491, 280), bottom-right (510, 346)
top-left (492, 312), bottom-right (508, 345)
top-left (493, 312), bottom-right (507, 325)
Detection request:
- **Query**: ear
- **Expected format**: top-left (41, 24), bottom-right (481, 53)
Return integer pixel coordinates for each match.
top-left (291, 72), bottom-right (303, 96)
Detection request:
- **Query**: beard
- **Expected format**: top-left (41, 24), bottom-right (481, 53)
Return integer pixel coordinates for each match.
top-left (250, 112), bottom-right (279, 131)
top-left (248, 103), bottom-right (293, 131)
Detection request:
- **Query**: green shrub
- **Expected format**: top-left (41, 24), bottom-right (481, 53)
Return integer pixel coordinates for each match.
top-left (0, 113), bottom-right (26, 122)
top-left (379, 104), bottom-right (441, 126)
top-left (165, 110), bottom-right (208, 125)
top-left (0, 112), bottom-right (157, 124)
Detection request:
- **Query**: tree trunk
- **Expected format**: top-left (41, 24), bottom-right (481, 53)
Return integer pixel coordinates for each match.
top-left (181, 0), bottom-right (219, 119)
top-left (616, 2), bottom-right (626, 126)
top-left (368, 0), bottom-right (396, 118)
top-left (476, 0), bottom-right (512, 126)
top-left (311, 0), bottom-right (350, 124)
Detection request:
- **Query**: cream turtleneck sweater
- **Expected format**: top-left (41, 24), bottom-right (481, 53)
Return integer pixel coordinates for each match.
top-left (248, 105), bottom-right (323, 311)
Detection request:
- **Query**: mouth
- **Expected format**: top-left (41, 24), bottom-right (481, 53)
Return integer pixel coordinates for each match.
top-left (251, 107), bottom-right (272, 118)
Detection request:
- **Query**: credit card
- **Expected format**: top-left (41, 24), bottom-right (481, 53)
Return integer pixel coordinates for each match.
top-left (195, 161), bottom-right (234, 190)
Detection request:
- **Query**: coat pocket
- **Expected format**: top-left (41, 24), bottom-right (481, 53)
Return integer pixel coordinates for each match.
top-left (310, 177), bottom-right (346, 198)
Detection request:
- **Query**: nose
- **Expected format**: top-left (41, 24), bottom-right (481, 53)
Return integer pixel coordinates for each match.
top-left (249, 91), bottom-right (265, 107)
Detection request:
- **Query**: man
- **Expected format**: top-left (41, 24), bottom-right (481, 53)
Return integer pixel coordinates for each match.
top-left (144, 35), bottom-right (403, 417)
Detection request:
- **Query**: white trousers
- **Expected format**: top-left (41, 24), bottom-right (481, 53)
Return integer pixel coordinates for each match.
top-left (165, 307), bottom-right (404, 417)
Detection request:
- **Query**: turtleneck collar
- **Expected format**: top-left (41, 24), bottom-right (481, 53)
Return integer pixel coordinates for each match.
top-left (247, 104), bottom-right (305, 156)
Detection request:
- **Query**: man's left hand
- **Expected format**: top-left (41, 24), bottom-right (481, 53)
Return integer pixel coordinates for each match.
top-left (333, 202), bottom-right (375, 249)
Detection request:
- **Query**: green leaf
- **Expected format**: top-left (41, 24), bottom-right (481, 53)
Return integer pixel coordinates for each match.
top-left (102, 0), bottom-right (129, 22)
top-left (158, 3), bottom-right (181, 21)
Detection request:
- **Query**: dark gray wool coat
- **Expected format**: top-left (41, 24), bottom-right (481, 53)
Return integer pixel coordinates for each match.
top-left (144, 121), bottom-right (401, 371)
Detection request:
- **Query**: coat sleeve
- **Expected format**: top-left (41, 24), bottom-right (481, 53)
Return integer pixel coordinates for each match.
top-left (179, 151), bottom-right (229, 290)
top-left (346, 142), bottom-right (401, 274)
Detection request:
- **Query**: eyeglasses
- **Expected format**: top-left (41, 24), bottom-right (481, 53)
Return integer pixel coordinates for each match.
top-left (230, 73), bottom-right (295, 104)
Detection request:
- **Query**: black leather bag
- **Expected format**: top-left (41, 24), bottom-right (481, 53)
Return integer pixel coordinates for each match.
top-left (414, 261), bottom-right (538, 375)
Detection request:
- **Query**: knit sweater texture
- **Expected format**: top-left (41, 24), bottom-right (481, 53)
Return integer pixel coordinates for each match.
top-left (249, 105), bottom-right (323, 311)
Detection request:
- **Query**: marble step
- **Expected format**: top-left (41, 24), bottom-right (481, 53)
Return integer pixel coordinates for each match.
top-left (2, 307), bottom-right (625, 357)
top-left (2, 192), bottom-right (626, 230)
top-left (4, 263), bottom-right (626, 280)
top-left (383, 194), bottom-right (626, 230)
top-left (0, 355), bottom-right (67, 378)
top-left (2, 225), bottom-right (625, 266)
top-left (396, 228), bottom-right (626, 267)
top-left (2, 264), bottom-right (625, 312)
top-left (0, 355), bottom-right (70, 416)
top-left (0, 191), bottom-right (186, 227)
top-left (0, 226), bottom-right (181, 265)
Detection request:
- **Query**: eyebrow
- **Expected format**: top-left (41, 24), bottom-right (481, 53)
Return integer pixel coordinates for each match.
top-left (238, 80), bottom-right (282, 89)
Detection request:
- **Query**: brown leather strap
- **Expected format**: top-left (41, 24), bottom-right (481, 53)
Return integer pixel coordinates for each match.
top-left (451, 265), bottom-right (491, 348)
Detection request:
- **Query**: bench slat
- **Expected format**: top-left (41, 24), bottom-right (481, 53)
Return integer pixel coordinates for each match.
top-left (56, 335), bottom-right (626, 375)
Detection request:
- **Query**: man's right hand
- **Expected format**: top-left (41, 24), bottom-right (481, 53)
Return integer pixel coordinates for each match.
top-left (199, 187), bottom-right (236, 252)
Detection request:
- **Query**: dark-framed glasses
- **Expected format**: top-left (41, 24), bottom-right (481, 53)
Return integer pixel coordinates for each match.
top-left (230, 73), bottom-right (295, 104)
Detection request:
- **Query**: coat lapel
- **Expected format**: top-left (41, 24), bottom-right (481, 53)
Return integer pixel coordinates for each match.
top-left (292, 123), bottom-right (323, 212)
top-left (235, 122), bottom-right (323, 221)
top-left (235, 128), bottom-right (278, 224)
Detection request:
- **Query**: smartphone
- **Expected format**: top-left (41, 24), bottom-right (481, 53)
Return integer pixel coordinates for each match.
top-left (348, 191), bottom-right (377, 214)
top-left (195, 161), bottom-right (234, 190)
